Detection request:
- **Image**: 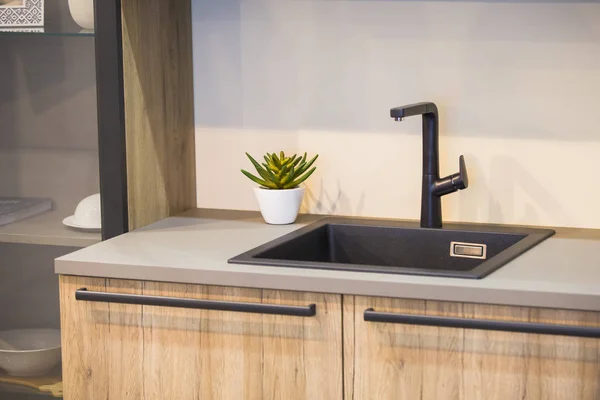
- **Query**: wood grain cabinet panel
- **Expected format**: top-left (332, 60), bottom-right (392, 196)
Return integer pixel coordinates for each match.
top-left (343, 295), bottom-right (600, 400)
top-left (59, 276), bottom-right (343, 400)
top-left (60, 276), bottom-right (143, 400)
top-left (121, 0), bottom-right (196, 231)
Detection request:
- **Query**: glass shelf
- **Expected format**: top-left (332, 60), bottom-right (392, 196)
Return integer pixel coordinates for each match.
top-left (0, 0), bottom-right (93, 37)
top-left (0, 26), bottom-right (93, 37)
top-left (0, 209), bottom-right (101, 248)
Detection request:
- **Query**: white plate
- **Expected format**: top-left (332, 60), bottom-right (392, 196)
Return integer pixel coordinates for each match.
top-left (62, 215), bottom-right (101, 232)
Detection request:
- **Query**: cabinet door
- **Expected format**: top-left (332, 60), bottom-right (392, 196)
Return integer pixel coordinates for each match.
top-left (344, 295), bottom-right (600, 400)
top-left (60, 276), bottom-right (343, 400)
top-left (60, 276), bottom-right (143, 399)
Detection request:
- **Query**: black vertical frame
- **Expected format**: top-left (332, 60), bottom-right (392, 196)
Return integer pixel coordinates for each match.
top-left (94, 0), bottom-right (129, 240)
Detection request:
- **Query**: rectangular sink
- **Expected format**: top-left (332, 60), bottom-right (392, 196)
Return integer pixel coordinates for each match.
top-left (228, 218), bottom-right (555, 279)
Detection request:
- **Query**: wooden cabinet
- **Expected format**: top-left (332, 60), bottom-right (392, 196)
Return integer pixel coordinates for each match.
top-left (59, 276), bottom-right (343, 400)
top-left (343, 295), bottom-right (600, 400)
top-left (60, 275), bottom-right (600, 400)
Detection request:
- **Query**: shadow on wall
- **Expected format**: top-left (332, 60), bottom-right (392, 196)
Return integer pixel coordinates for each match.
top-left (455, 154), bottom-right (575, 226)
top-left (192, 0), bottom-right (600, 141)
top-left (303, 179), bottom-right (366, 216)
top-left (342, 0), bottom-right (600, 3)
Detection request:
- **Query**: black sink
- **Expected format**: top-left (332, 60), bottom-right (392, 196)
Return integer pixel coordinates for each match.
top-left (228, 218), bottom-right (555, 279)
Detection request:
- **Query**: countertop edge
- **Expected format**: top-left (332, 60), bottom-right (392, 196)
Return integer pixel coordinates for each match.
top-left (55, 258), bottom-right (600, 312)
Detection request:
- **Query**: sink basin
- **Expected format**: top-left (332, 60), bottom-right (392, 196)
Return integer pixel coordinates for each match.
top-left (228, 218), bottom-right (555, 279)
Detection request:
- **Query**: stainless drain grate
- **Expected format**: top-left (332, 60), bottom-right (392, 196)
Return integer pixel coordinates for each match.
top-left (450, 241), bottom-right (487, 259)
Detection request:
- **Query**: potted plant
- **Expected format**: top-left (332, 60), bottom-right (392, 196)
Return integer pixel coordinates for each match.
top-left (241, 151), bottom-right (318, 225)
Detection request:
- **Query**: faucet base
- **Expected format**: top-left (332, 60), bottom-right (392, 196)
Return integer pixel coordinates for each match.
top-left (421, 175), bottom-right (442, 229)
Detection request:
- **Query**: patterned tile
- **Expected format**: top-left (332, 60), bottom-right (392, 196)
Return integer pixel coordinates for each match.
top-left (0, 0), bottom-right (44, 27)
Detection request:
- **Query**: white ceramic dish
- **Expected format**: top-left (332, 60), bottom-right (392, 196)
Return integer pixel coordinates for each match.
top-left (0, 329), bottom-right (62, 377)
top-left (68, 0), bottom-right (95, 30)
top-left (62, 193), bottom-right (101, 231)
top-left (62, 215), bottom-right (100, 231)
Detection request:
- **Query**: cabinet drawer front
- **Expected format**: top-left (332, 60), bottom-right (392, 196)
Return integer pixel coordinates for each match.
top-left (60, 276), bottom-right (343, 400)
top-left (345, 295), bottom-right (600, 400)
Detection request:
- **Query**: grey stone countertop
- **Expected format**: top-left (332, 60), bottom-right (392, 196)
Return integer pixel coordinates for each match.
top-left (55, 208), bottom-right (600, 312)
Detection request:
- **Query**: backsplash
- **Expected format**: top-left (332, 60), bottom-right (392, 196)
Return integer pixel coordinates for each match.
top-left (192, 0), bottom-right (600, 229)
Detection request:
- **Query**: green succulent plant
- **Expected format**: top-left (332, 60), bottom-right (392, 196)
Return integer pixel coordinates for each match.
top-left (241, 151), bottom-right (319, 189)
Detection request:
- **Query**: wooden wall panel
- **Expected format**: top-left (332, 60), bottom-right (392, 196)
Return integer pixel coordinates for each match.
top-left (121, 0), bottom-right (196, 230)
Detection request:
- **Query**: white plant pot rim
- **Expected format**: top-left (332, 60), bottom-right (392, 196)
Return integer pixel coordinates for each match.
top-left (255, 186), bottom-right (303, 190)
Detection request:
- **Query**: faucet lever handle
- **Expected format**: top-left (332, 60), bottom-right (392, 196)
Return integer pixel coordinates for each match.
top-left (453, 155), bottom-right (469, 190)
top-left (433, 155), bottom-right (469, 196)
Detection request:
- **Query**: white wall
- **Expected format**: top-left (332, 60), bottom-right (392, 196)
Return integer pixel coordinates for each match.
top-left (192, 0), bottom-right (600, 229)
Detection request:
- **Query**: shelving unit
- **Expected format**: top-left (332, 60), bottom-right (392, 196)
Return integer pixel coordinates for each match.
top-left (0, 0), bottom-right (93, 37)
top-left (0, 1), bottom-right (197, 397)
top-left (0, 211), bottom-right (100, 247)
top-left (0, 2), bottom-right (96, 399)
top-left (0, 146), bottom-right (101, 247)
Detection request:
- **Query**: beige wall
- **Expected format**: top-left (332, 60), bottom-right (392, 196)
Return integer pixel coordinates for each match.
top-left (192, 0), bottom-right (600, 229)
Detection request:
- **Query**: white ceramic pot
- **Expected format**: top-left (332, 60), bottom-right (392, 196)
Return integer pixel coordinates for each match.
top-left (68, 0), bottom-right (95, 30)
top-left (253, 187), bottom-right (305, 225)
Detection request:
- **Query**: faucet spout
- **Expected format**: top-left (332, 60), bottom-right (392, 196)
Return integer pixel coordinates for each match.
top-left (390, 102), bottom-right (438, 120)
top-left (390, 102), bottom-right (468, 228)
top-left (391, 102), bottom-right (440, 176)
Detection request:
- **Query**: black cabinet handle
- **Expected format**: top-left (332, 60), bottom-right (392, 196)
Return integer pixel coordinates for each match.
top-left (364, 308), bottom-right (600, 338)
top-left (76, 288), bottom-right (316, 317)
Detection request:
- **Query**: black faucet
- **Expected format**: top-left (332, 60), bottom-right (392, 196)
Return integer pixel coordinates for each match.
top-left (390, 102), bottom-right (468, 229)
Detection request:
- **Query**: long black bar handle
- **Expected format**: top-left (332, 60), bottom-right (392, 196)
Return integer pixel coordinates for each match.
top-left (76, 289), bottom-right (316, 317)
top-left (364, 309), bottom-right (600, 339)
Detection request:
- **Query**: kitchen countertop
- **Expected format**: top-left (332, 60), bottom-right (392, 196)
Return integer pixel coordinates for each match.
top-left (55, 208), bottom-right (600, 312)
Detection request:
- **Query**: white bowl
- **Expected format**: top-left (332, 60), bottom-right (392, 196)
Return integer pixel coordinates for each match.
top-left (64, 193), bottom-right (101, 230)
top-left (68, 0), bottom-right (95, 30)
top-left (0, 329), bottom-right (62, 377)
